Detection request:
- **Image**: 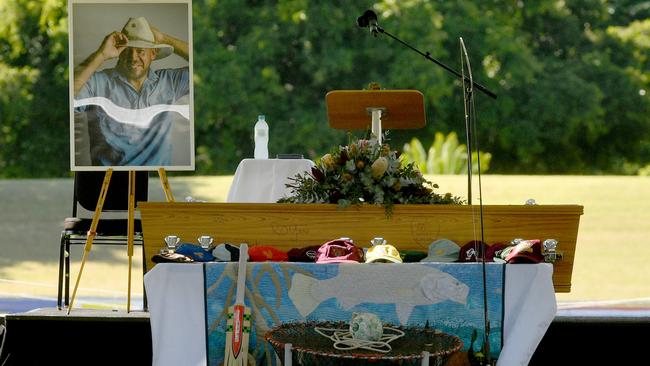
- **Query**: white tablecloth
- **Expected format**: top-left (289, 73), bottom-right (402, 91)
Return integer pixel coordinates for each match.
top-left (226, 158), bottom-right (315, 203)
top-left (145, 263), bottom-right (556, 366)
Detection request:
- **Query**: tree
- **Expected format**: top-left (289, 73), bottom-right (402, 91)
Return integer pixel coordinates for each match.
top-left (0, 0), bottom-right (68, 177)
top-left (1, 0), bottom-right (648, 176)
top-left (191, 0), bottom-right (381, 174)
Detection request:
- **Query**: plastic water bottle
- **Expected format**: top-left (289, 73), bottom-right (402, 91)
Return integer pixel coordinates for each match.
top-left (254, 114), bottom-right (269, 159)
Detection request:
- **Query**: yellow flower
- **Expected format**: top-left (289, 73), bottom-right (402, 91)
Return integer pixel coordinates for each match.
top-left (321, 153), bottom-right (335, 171)
top-left (356, 160), bottom-right (365, 169)
top-left (371, 157), bottom-right (388, 178)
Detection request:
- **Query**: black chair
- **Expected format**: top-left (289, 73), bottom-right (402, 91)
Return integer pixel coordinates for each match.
top-left (57, 171), bottom-right (149, 309)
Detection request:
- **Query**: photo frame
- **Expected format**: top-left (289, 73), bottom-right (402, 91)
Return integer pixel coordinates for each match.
top-left (68, 0), bottom-right (194, 171)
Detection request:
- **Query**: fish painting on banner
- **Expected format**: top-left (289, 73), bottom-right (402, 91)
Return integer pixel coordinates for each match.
top-left (204, 262), bottom-right (505, 365)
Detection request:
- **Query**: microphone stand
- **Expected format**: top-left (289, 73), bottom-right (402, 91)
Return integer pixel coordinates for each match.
top-left (372, 26), bottom-right (497, 101)
top-left (370, 25), bottom-right (497, 204)
top-left (461, 37), bottom-right (492, 366)
top-left (371, 21), bottom-right (495, 365)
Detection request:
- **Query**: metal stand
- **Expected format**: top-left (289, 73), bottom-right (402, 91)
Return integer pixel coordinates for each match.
top-left (370, 108), bottom-right (384, 144)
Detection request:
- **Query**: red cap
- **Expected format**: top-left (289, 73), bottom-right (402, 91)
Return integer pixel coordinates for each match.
top-left (485, 242), bottom-right (509, 262)
top-left (316, 239), bottom-right (364, 263)
top-left (248, 246), bottom-right (289, 262)
top-left (287, 245), bottom-right (321, 262)
top-left (458, 240), bottom-right (487, 262)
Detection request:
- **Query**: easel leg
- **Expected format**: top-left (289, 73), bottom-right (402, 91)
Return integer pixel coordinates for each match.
top-left (68, 168), bottom-right (113, 314)
top-left (158, 168), bottom-right (175, 202)
top-left (126, 171), bottom-right (136, 313)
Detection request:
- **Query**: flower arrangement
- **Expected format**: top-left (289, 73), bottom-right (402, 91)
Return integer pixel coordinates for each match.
top-left (278, 136), bottom-right (464, 215)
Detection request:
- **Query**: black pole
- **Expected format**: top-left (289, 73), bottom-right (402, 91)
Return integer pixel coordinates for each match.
top-left (461, 37), bottom-right (492, 366)
top-left (464, 81), bottom-right (473, 204)
top-left (362, 14), bottom-right (496, 361)
top-left (363, 18), bottom-right (495, 201)
top-left (375, 26), bottom-right (497, 100)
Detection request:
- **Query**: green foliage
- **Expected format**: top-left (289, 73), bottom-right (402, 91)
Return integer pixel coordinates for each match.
top-left (0, 0), bottom-right (649, 177)
top-left (0, 0), bottom-right (68, 177)
top-left (401, 137), bottom-right (427, 173)
top-left (401, 132), bottom-right (491, 174)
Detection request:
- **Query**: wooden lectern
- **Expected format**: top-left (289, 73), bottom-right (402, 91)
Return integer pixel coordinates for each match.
top-left (326, 88), bottom-right (426, 143)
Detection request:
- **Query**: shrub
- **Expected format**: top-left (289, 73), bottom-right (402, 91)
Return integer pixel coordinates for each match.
top-left (401, 132), bottom-right (492, 174)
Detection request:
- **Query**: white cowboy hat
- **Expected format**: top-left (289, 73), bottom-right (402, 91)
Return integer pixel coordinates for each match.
top-left (121, 17), bottom-right (174, 60)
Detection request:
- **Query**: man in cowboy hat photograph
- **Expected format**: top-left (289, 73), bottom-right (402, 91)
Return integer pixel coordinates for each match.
top-left (70, 1), bottom-right (193, 169)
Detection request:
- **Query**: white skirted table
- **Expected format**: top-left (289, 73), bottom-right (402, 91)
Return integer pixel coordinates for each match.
top-left (145, 263), bottom-right (556, 366)
top-left (227, 158), bottom-right (315, 203)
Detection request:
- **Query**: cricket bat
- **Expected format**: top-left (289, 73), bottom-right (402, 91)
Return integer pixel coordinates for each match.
top-left (224, 243), bottom-right (251, 366)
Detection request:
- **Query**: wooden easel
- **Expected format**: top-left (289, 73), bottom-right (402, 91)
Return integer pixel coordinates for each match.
top-left (67, 167), bottom-right (175, 314)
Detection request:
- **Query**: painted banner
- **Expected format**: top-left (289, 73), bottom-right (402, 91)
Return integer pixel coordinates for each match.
top-left (204, 262), bottom-right (504, 365)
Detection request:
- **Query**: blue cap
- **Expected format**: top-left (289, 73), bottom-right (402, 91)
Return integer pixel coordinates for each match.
top-left (175, 243), bottom-right (215, 262)
top-left (420, 238), bottom-right (460, 262)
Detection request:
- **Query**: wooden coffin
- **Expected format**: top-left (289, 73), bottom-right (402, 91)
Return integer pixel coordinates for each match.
top-left (138, 203), bottom-right (583, 292)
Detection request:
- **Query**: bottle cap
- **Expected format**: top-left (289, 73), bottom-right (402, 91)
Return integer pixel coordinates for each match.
top-left (258, 114), bottom-right (265, 120)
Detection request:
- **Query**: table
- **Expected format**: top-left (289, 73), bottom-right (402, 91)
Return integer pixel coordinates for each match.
top-left (145, 263), bottom-right (556, 366)
top-left (226, 158), bottom-right (315, 203)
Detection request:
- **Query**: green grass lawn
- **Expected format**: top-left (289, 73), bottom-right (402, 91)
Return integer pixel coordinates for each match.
top-left (1, 175), bottom-right (649, 310)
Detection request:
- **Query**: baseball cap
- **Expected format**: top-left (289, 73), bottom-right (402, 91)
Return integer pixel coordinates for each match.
top-left (365, 244), bottom-right (403, 263)
top-left (211, 243), bottom-right (243, 261)
top-left (316, 239), bottom-right (364, 263)
top-left (151, 252), bottom-right (193, 263)
top-left (420, 239), bottom-right (460, 262)
top-left (248, 246), bottom-right (289, 262)
top-left (505, 239), bottom-right (543, 264)
top-left (458, 240), bottom-right (488, 262)
top-left (212, 243), bottom-right (232, 261)
top-left (287, 245), bottom-right (321, 262)
top-left (175, 243), bottom-right (215, 262)
top-left (485, 242), bottom-right (509, 262)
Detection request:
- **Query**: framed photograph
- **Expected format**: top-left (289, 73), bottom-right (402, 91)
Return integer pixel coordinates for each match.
top-left (68, 0), bottom-right (194, 171)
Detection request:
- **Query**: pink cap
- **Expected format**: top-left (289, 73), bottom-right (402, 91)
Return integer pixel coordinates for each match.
top-left (506, 239), bottom-right (544, 264)
top-left (316, 239), bottom-right (364, 263)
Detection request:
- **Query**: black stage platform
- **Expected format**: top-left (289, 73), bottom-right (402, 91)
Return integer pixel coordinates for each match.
top-left (1, 308), bottom-right (648, 365)
top-left (0, 308), bottom-right (151, 366)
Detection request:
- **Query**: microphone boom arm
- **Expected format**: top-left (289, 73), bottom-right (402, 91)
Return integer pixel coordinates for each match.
top-left (375, 26), bottom-right (497, 100)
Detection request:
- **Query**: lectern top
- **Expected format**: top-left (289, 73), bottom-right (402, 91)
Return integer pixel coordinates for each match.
top-left (326, 90), bottom-right (426, 130)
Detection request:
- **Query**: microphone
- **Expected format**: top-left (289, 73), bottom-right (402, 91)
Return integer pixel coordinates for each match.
top-left (357, 10), bottom-right (379, 37)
